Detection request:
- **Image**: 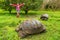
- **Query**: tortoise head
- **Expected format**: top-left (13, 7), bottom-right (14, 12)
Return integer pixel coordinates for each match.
top-left (15, 27), bottom-right (20, 32)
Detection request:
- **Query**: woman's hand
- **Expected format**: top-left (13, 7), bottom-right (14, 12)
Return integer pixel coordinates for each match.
top-left (10, 3), bottom-right (12, 5)
top-left (23, 3), bottom-right (25, 5)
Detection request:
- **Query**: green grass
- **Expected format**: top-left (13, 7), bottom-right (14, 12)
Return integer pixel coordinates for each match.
top-left (0, 10), bottom-right (60, 40)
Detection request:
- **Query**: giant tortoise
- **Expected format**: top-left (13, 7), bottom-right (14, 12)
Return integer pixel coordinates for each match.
top-left (40, 14), bottom-right (49, 20)
top-left (15, 19), bottom-right (46, 38)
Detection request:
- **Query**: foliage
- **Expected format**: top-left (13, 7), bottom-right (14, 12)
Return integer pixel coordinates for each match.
top-left (42, 0), bottom-right (60, 10)
top-left (0, 0), bottom-right (43, 14)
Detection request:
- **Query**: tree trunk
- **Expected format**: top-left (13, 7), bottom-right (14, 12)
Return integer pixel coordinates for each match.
top-left (25, 6), bottom-right (28, 14)
top-left (25, 10), bottom-right (28, 14)
top-left (9, 10), bottom-right (11, 14)
top-left (8, 6), bottom-right (12, 14)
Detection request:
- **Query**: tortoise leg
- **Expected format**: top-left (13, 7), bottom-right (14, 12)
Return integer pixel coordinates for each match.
top-left (18, 30), bottom-right (27, 38)
top-left (15, 27), bottom-right (20, 32)
top-left (40, 26), bottom-right (46, 33)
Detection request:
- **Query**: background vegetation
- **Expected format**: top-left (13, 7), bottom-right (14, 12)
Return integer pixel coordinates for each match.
top-left (0, 0), bottom-right (60, 40)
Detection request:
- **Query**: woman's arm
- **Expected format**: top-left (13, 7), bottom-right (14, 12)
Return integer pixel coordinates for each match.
top-left (10, 4), bottom-right (17, 6)
top-left (20, 3), bottom-right (25, 7)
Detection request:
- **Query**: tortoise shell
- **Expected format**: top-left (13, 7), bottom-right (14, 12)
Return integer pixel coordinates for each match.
top-left (40, 14), bottom-right (49, 20)
top-left (15, 19), bottom-right (46, 38)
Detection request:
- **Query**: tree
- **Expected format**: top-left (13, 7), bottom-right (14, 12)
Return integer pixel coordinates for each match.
top-left (41, 0), bottom-right (60, 10)
top-left (2, 0), bottom-right (12, 13)
top-left (19, 0), bottom-right (43, 14)
top-left (1, 0), bottom-right (43, 14)
top-left (27, 0), bottom-right (42, 14)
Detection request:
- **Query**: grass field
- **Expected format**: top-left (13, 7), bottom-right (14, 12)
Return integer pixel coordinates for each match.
top-left (0, 10), bottom-right (60, 40)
